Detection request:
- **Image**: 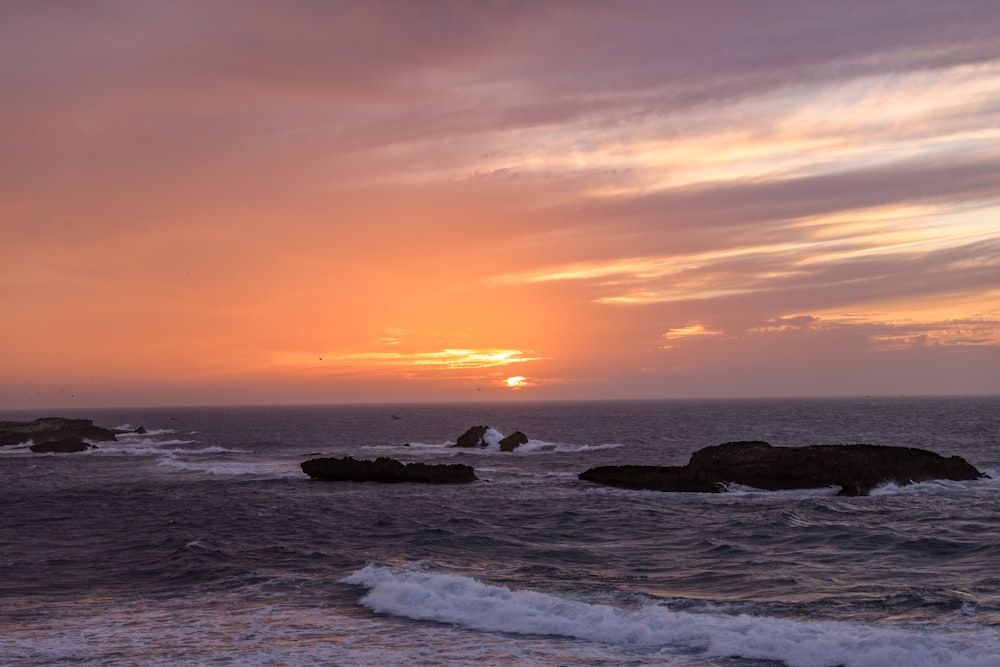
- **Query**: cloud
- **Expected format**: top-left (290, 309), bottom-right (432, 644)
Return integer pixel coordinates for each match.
top-left (269, 347), bottom-right (544, 376)
top-left (2, 1), bottom-right (999, 406)
top-left (750, 316), bottom-right (820, 333)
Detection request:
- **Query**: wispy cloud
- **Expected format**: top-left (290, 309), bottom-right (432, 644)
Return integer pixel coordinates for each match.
top-left (270, 348), bottom-right (544, 375)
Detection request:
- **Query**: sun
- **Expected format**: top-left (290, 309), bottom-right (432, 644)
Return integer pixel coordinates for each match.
top-left (505, 376), bottom-right (527, 389)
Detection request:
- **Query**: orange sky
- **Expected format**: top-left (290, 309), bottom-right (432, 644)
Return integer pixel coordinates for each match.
top-left (2, 1), bottom-right (999, 409)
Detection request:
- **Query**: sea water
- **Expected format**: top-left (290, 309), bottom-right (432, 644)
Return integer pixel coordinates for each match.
top-left (1, 397), bottom-right (999, 666)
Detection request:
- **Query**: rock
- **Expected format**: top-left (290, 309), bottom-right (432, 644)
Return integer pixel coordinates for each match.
top-left (29, 436), bottom-right (96, 453)
top-left (579, 464), bottom-right (725, 493)
top-left (301, 456), bottom-right (477, 484)
top-left (0, 417), bottom-right (118, 449)
top-left (112, 425), bottom-right (148, 435)
top-left (454, 425), bottom-right (490, 447)
top-left (579, 441), bottom-right (988, 496)
top-left (453, 426), bottom-right (530, 451)
top-left (499, 431), bottom-right (529, 452)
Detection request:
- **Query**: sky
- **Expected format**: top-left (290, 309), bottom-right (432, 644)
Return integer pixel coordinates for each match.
top-left (2, 0), bottom-right (999, 409)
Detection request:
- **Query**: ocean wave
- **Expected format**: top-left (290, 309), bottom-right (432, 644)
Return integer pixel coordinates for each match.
top-left (342, 562), bottom-right (1000, 667)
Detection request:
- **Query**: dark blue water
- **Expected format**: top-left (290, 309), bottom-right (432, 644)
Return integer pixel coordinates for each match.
top-left (1, 397), bottom-right (999, 666)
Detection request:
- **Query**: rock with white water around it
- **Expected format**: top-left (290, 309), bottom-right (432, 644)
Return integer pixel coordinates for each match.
top-left (499, 431), bottom-right (529, 452)
top-left (301, 456), bottom-right (478, 484)
top-left (453, 425), bottom-right (490, 447)
top-left (579, 441), bottom-right (988, 496)
top-left (452, 426), bottom-right (529, 451)
top-left (0, 417), bottom-right (118, 450)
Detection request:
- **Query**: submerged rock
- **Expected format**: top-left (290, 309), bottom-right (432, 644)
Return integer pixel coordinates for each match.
top-left (301, 456), bottom-right (477, 484)
top-left (579, 441), bottom-right (987, 496)
top-left (0, 417), bottom-right (118, 449)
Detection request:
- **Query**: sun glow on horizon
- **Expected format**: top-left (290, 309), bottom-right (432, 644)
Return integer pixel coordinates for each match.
top-left (505, 376), bottom-right (527, 389)
top-left (269, 348), bottom-right (544, 374)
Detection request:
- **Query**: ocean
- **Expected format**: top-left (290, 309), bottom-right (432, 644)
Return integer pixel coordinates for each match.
top-left (1, 397), bottom-right (998, 667)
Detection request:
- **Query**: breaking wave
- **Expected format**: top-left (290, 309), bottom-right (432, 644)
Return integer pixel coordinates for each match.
top-left (342, 562), bottom-right (1000, 667)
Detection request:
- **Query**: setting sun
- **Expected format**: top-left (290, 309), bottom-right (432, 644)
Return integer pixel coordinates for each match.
top-left (505, 376), bottom-right (528, 389)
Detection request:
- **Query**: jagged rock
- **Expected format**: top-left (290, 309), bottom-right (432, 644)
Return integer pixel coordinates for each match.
top-left (579, 441), bottom-right (988, 496)
top-left (499, 431), bottom-right (529, 452)
top-left (0, 417), bottom-right (118, 449)
top-left (29, 436), bottom-right (96, 453)
top-left (454, 425), bottom-right (490, 447)
top-left (301, 456), bottom-right (477, 484)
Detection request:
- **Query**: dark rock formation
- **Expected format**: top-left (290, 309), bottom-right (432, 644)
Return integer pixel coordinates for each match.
top-left (29, 436), bottom-right (96, 453)
top-left (579, 464), bottom-right (724, 493)
top-left (453, 426), bottom-right (529, 451)
top-left (0, 417), bottom-right (118, 449)
top-left (499, 431), bottom-right (529, 452)
top-left (301, 456), bottom-right (477, 484)
top-left (579, 441), bottom-right (987, 496)
top-left (454, 425), bottom-right (490, 447)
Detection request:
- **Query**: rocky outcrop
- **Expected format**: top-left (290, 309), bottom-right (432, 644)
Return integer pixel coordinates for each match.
top-left (579, 464), bottom-right (723, 493)
top-left (452, 426), bottom-right (529, 451)
top-left (579, 441), bottom-right (988, 496)
top-left (0, 417), bottom-right (117, 449)
top-left (301, 456), bottom-right (477, 484)
top-left (454, 425), bottom-right (490, 447)
top-left (499, 431), bottom-right (528, 452)
top-left (29, 436), bottom-right (96, 453)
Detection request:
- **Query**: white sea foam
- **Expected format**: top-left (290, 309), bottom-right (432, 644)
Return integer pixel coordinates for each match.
top-left (342, 563), bottom-right (1000, 667)
top-left (867, 478), bottom-right (973, 496)
top-left (156, 456), bottom-right (302, 478)
top-left (115, 427), bottom-right (177, 438)
top-left (694, 478), bottom-right (987, 498)
top-left (0, 437), bottom-right (198, 457)
top-left (82, 440), bottom-right (235, 457)
top-left (977, 467), bottom-right (999, 481)
top-left (719, 483), bottom-right (840, 497)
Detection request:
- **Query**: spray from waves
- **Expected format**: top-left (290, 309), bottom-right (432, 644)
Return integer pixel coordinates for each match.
top-left (341, 563), bottom-right (1000, 667)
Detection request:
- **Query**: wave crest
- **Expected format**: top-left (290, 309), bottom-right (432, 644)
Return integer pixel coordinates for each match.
top-left (341, 562), bottom-right (1000, 667)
